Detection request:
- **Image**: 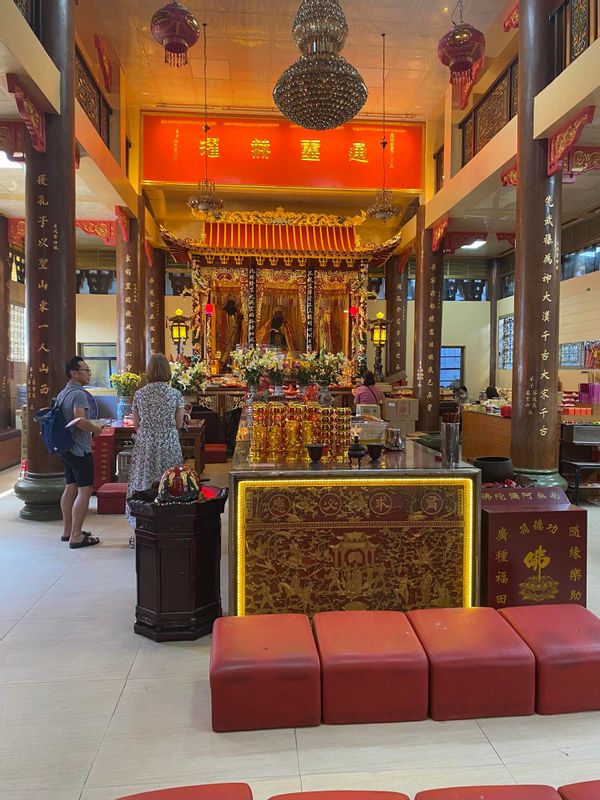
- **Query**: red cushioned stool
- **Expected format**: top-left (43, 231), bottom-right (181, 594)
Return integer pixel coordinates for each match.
top-left (116, 785), bottom-right (253, 800)
top-left (500, 604), bottom-right (600, 714)
top-left (210, 613), bottom-right (321, 732)
top-left (414, 786), bottom-right (560, 800)
top-left (205, 444), bottom-right (227, 464)
top-left (313, 610), bottom-right (428, 724)
top-left (406, 607), bottom-right (535, 721)
top-left (96, 482), bottom-right (127, 514)
top-left (559, 780), bottom-right (600, 799)
top-left (269, 792), bottom-right (409, 800)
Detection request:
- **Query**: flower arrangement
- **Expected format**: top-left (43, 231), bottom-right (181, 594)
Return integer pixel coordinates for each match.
top-left (110, 371), bottom-right (142, 398)
top-left (170, 359), bottom-right (210, 395)
top-left (231, 347), bottom-right (283, 387)
top-left (291, 357), bottom-right (317, 386)
top-left (313, 349), bottom-right (349, 386)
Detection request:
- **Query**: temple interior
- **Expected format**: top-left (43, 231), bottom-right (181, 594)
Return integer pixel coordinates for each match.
top-left (3, 1), bottom-right (600, 799)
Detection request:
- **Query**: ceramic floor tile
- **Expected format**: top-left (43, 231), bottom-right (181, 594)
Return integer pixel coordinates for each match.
top-left (129, 636), bottom-right (212, 681)
top-left (81, 776), bottom-right (301, 800)
top-left (296, 719), bottom-right (502, 775)
top-left (300, 764), bottom-right (518, 796)
top-left (0, 620), bottom-right (18, 640)
top-left (87, 677), bottom-right (299, 787)
top-left (506, 757), bottom-right (600, 787)
top-left (0, 680), bottom-right (123, 791)
top-left (0, 791), bottom-right (82, 800)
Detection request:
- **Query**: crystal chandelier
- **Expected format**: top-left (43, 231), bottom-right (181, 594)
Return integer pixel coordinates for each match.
top-left (272, 0), bottom-right (368, 131)
top-left (188, 23), bottom-right (224, 214)
top-left (367, 34), bottom-right (400, 222)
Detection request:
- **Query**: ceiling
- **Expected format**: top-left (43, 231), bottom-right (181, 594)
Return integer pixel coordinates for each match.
top-left (88, 0), bottom-right (502, 118)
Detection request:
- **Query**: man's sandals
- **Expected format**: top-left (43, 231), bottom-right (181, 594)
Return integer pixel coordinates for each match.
top-left (67, 531), bottom-right (100, 549)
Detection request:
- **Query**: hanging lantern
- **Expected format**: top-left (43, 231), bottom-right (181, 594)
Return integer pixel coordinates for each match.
top-left (437, 0), bottom-right (485, 88)
top-left (168, 308), bottom-right (190, 350)
top-left (150, 0), bottom-right (200, 67)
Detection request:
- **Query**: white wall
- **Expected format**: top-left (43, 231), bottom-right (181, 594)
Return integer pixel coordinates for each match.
top-left (76, 295), bottom-right (117, 345)
top-left (367, 298), bottom-right (491, 395)
top-left (494, 271), bottom-right (600, 392)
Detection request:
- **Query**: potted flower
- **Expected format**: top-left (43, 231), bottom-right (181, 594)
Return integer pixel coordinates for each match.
top-left (292, 356), bottom-right (317, 394)
top-left (110, 371), bottom-right (142, 420)
top-left (313, 350), bottom-right (349, 406)
top-left (231, 347), bottom-right (280, 396)
top-left (170, 359), bottom-right (210, 401)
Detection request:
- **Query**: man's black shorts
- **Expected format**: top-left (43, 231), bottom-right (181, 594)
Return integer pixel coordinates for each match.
top-left (61, 451), bottom-right (94, 487)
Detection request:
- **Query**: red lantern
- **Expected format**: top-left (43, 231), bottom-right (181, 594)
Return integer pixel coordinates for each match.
top-left (204, 303), bottom-right (214, 316)
top-left (150, 0), bottom-right (200, 67)
top-left (349, 305), bottom-right (359, 318)
top-left (437, 21), bottom-right (485, 88)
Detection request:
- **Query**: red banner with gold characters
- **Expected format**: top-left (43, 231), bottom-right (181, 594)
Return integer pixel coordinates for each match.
top-left (142, 113), bottom-right (424, 191)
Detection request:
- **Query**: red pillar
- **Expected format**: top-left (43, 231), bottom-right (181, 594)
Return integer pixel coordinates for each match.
top-left (116, 214), bottom-right (145, 374)
top-left (511, 0), bottom-right (563, 484)
top-left (413, 206), bottom-right (443, 431)
top-left (14, 0), bottom-right (76, 520)
top-left (146, 247), bottom-right (166, 361)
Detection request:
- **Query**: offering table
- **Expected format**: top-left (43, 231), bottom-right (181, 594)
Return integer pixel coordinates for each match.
top-left (229, 442), bottom-right (481, 616)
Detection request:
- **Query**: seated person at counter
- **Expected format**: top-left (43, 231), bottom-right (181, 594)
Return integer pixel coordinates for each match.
top-left (485, 385), bottom-right (500, 399)
top-left (353, 371), bottom-right (384, 407)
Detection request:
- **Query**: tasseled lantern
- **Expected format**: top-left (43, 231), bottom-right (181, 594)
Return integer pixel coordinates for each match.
top-left (437, 21), bottom-right (485, 88)
top-left (150, 0), bottom-right (200, 67)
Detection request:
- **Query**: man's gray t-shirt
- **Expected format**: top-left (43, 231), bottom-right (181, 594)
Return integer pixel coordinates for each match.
top-left (56, 381), bottom-right (92, 456)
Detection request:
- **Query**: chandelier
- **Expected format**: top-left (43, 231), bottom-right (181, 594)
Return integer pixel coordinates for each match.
top-left (188, 23), bottom-right (224, 214)
top-left (367, 34), bottom-right (401, 222)
top-left (150, 0), bottom-right (200, 67)
top-left (273, 0), bottom-right (368, 131)
top-left (437, 0), bottom-right (485, 88)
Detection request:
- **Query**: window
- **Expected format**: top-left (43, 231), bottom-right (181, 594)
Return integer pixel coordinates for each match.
top-left (559, 342), bottom-right (584, 368)
top-left (78, 343), bottom-right (117, 388)
top-left (498, 314), bottom-right (514, 370)
top-left (440, 346), bottom-right (464, 388)
top-left (9, 304), bottom-right (26, 362)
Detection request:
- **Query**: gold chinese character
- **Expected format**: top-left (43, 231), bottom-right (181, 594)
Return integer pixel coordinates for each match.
top-left (541, 350), bottom-right (550, 360)
top-left (569, 546), bottom-right (582, 559)
top-left (348, 142), bottom-right (368, 163)
top-left (495, 549), bottom-right (509, 563)
top-left (125, 310), bottom-right (132, 318)
top-left (37, 174), bottom-right (47, 186)
top-left (301, 139), bottom-right (321, 161)
top-left (569, 568), bottom-right (583, 582)
top-left (543, 254), bottom-right (553, 265)
top-left (546, 522), bottom-right (558, 535)
top-left (496, 594), bottom-right (508, 605)
top-left (40, 384), bottom-right (49, 395)
top-left (250, 138), bottom-right (271, 159)
top-left (39, 363), bottom-right (49, 373)
top-left (542, 291), bottom-right (551, 302)
top-left (569, 525), bottom-right (581, 538)
top-left (38, 215), bottom-right (48, 229)
top-left (524, 545), bottom-right (550, 572)
top-left (125, 297), bottom-right (131, 303)
top-left (37, 342), bottom-right (50, 353)
top-left (539, 425), bottom-right (548, 436)
top-left (37, 280), bottom-right (48, 290)
top-left (125, 254), bottom-right (131, 263)
top-left (38, 238), bottom-right (48, 249)
top-left (541, 370), bottom-right (550, 380)
top-left (520, 522), bottom-right (530, 535)
top-left (544, 195), bottom-right (554, 208)
top-left (495, 571), bottom-right (509, 585)
top-left (39, 300), bottom-right (49, 313)
top-left (569, 590), bottom-right (582, 601)
top-left (38, 257), bottom-right (48, 270)
top-left (199, 137), bottom-right (220, 158)
top-left (541, 330), bottom-right (550, 341)
top-left (541, 310), bottom-right (550, 322)
top-left (542, 273), bottom-right (552, 283)
top-left (544, 215), bottom-right (554, 227)
top-left (497, 527), bottom-right (508, 542)
top-left (540, 388), bottom-right (549, 399)
top-left (37, 194), bottom-right (49, 206)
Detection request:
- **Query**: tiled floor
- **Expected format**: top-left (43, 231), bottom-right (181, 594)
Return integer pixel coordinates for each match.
top-left (1, 463), bottom-right (600, 800)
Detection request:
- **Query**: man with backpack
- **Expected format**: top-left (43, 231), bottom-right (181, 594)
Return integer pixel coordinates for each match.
top-left (56, 356), bottom-right (104, 548)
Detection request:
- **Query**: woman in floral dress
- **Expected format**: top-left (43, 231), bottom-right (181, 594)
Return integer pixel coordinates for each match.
top-left (126, 353), bottom-right (185, 543)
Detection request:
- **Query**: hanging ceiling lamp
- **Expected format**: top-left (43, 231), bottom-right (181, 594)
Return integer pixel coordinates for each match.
top-left (367, 33), bottom-right (400, 222)
top-left (272, 0), bottom-right (368, 131)
top-left (437, 0), bottom-right (485, 89)
top-left (150, 0), bottom-right (200, 67)
top-left (187, 23), bottom-right (224, 214)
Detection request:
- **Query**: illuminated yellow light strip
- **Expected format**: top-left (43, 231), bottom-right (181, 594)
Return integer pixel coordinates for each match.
top-left (236, 476), bottom-right (475, 616)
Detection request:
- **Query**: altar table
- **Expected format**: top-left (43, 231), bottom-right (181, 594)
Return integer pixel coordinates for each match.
top-left (229, 442), bottom-right (481, 616)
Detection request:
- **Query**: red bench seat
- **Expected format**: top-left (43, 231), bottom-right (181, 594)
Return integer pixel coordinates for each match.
top-left (500, 604), bottom-right (600, 714)
top-left (407, 607), bottom-right (535, 721)
top-left (269, 793), bottom-right (409, 800)
top-left (205, 443), bottom-right (227, 463)
top-left (313, 610), bottom-right (428, 724)
top-left (414, 787), bottom-right (560, 800)
top-left (210, 613), bottom-right (321, 732)
top-left (96, 482), bottom-right (127, 514)
top-left (558, 780), bottom-right (600, 799)
top-left (115, 786), bottom-right (253, 800)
